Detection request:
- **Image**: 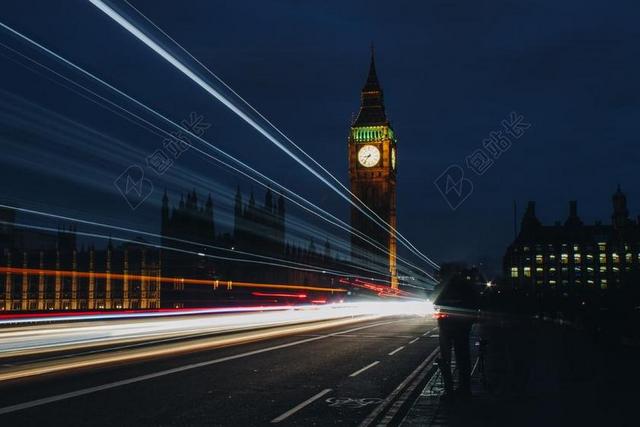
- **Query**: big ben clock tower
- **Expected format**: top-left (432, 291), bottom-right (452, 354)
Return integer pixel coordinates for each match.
top-left (348, 50), bottom-right (398, 289)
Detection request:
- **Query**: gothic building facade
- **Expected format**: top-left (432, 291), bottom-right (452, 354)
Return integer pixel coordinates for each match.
top-left (159, 187), bottom-right (340, 307)
top-left (1, 215), bottom-right (161, 312)
top-left (504, 187), bottom-right (640, 292)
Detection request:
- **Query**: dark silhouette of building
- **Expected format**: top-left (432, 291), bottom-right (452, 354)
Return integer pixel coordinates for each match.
top-left (348, 49), bottom-right (398, 288)
top-left (159, 187), bottom-right (341, 307)
top-left (504, 186), bottom-right (640, 292)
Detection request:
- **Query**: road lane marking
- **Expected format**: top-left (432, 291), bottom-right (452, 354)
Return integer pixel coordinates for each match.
top-left (388, 346), bottom-right (405, 356)
top-left (0, 319), bottom-right (401, 415)
top-left (349, 361), bottom-right (380, 377)
top-left (408, 337), bottom-right (420, 344)
top-left (422, 327), bottom-right (438, 336)
top-left (358, 348), bottom-right (439, 427)
top-left (271, 388), bottom-right (332, 423)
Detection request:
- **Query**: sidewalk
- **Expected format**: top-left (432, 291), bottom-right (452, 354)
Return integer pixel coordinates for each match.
top-left (400, 319), bottom-right (640, 427)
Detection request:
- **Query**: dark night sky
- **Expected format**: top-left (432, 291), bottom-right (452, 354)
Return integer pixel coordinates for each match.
top-left (1, 0), bottom-right (639, 276)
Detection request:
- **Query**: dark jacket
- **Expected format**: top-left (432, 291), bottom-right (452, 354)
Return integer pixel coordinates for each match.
top-left (434, 274), bottom-right (479, 323)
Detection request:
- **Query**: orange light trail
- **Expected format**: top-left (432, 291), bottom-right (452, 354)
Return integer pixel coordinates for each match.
top-left (0, 267), bottom-right (346, 293)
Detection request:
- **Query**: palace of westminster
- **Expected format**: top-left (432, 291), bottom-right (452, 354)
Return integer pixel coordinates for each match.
top-left (1, 50), bottom-right (401, 311)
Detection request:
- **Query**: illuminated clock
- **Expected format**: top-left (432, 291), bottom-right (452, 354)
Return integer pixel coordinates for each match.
top-left (357, 144), bottom-right (380, 167)
top-left (391, 147), bottom-right (396, 170)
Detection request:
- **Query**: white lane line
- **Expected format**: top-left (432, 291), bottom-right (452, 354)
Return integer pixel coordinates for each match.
top-left (408, 337), bottom-right (420, 344)
top-left (388, 346), bottom-right (405, 356)
top-left (349, 361), bottom-right (380, 378)
top-left (0, 319), bottom-right (399, 415)
top-left (270, 388), bottom-right (332, 423)
top-left (358, 348), bottom-right (439, 427)
top-left (422, 326), bottom-right (438, 337)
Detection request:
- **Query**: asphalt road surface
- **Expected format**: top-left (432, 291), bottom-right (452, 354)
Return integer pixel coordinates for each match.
top-left (0, 316), bottom-right (439, 426)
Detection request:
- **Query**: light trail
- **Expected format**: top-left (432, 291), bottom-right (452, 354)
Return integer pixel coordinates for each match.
top-left (0, 301), bottom-right (434, 382)
top-left (0, 220), bottom-right (374, 284)
top-left (0, 219), bottom-right (407, 291)
top-left (124, 0), bottom-right (439, 272)
top-left (87, 0), bottom-right (439, 270)
top-left (0, 204), bottom-right (393, 284)
top-left (0, 266), bottom-right (346, 294)
top-left (0, 31), bottom-right (433, 284)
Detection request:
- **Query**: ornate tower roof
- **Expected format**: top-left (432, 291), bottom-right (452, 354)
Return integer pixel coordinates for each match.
top-left (353, 48), bottom-right (388, 127)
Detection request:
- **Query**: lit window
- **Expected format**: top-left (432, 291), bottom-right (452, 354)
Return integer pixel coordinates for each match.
top-left (599, 266), bottom-right (606, 273)
top-left (574, 253), bottom-right (581, 263)
top-left (523, 267), bottom-right (531, 278)
top-left (549, 280), bottom-right (557, 285)
top-left (549, 254), bottom-right (556, 261)
top-left (599, 254), bottom-right (607, 264)
top-left (587, 254), bottom-right (594, 260)
top-left (510, 267), bottom-right (519, 278)
top-left (626, 253), bottom-right (633, 263)
top-left (549, 267), bottom-right (557, 273)
top-left (561, 254), bottom-right (568, 265)
top-left (535, 255), bottom-right (543, 265)
top-left (523, 246), bottom-right (530, 252)
top-left (612, 253), bottom-right (620, 264)
top-left (613, 267), bottom-right (619, 273)
top-left (598, 242), bottom-right (607, 251)
top-left (600, 279), bottom-right (607, 290)
top-left (536, 267), bottom-right (543, 273)
top-left (587, 267), bottom-right (594, 272)
top-left (573, 245), bottom-right (580, 251)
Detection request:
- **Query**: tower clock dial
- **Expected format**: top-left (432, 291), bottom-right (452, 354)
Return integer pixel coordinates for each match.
top-left (357, 144), bottom-right (381, 167)
top-left (391, 147), bottom-right (396, 170)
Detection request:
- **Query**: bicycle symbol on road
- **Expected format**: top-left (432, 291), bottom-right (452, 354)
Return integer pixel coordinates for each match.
top-left (325, 397), bottom-right (383, 409)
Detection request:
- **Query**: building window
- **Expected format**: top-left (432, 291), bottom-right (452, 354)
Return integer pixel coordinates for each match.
top-left (549, 254), bottom-right (556, 261)
top-left (626, 253), bottom-right (633, 263)
top-left (573, 244), bottom-right (580, 251)
top-left (561, 254), bottom-right (568, 265)
top-left (536, 267), bottom-right (543, 274)
top-left (599, 254), bottom-right (607, 264)
top-left (510, 267), bottom-right (519, 278)
top-left (535, 255), bottom-right (543, 265)
top-left (600, 279), bottom-right (607, 290)
top-left (574, 253), bottom-right (581, 264)
top-left (612, 253), bottom-right (620, 264)
top-left (599, 266), bottom-right (607, 273)
top-left (523, 267), bottom-right (531, 278)
top-left (549, 267), bottom-right (557, 273)
top-left (598, 242), bottom-right (607, 251)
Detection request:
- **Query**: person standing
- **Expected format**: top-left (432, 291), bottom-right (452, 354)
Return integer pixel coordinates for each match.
top-left (433, 272), bottom-right (479, 400)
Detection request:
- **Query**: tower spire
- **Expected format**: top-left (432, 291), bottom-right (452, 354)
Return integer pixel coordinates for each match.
top-left (354, 47), bottom-right (387, 126)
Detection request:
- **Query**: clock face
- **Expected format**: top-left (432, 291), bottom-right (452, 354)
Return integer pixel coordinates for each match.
top-left (391, 147), bottom-right (396, 170)
top-left (357, 144), bottom-right (381, 168)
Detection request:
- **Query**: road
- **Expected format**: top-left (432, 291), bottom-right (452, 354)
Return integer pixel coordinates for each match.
top-left (0, 316), bottom-right (439, 426)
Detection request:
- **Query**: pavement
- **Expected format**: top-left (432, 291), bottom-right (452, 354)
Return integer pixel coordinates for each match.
top-left (400, 318), bottom-right (640, 427)
top-left (0, 316), bottom-right (439, 426)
